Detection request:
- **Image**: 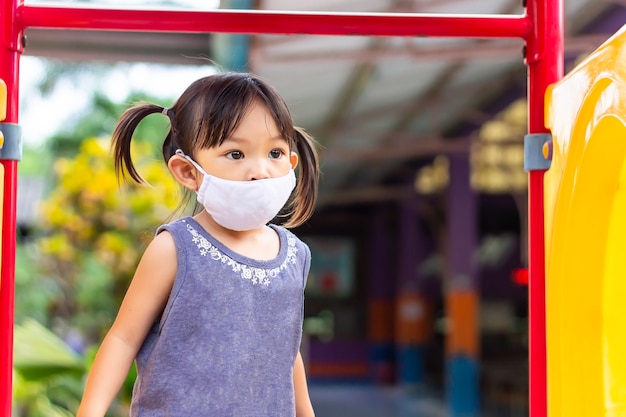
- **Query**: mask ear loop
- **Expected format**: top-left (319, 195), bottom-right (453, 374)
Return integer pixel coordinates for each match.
top-left (175, 149), bottom-right (208, 176)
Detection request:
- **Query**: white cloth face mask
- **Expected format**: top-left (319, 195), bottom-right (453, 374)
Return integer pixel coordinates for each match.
top-left (176, 150), bottom-right (296, 231)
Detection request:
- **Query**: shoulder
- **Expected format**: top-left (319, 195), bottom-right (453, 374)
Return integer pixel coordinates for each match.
top-left (119, 227), bottom-right (177, 318)
top-left (155, 217), bottom-right (198, 250)
top-left (275, 225), bottom-right (311, 264)
top-left (156, 216), bottom-right (192, 236)
top-left (280, 228), bottom-right (312, 284)
top-left (142, 228), bottom-right (177, 269)
top-left (138, 219), bottom-right (186, 274)
top-left (274, 225), bottom-right (309, 248)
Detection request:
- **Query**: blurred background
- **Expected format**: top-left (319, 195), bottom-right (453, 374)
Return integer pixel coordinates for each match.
top-left (13, 0), bottom-right (626, 416)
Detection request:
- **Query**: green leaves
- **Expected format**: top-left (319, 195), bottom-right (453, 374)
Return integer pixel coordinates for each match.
top-left (12, 319), bottom-right (86, 417)
top-left (13, 319), bottom-right (85, 381)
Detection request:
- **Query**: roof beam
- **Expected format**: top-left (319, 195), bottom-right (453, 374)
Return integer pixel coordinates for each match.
top-left (258, 33), bottom-right (609, 64)
top-left (322, 135), bottom-right (469, 162)
top-left (23, 29), bottom-right (212, 65)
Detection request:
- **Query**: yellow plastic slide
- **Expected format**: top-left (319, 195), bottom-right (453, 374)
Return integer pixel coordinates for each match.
top-left (545, 24), bottom-right (626, 417)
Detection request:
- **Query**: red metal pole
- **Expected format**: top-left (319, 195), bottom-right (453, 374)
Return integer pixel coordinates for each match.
top-left (0, 3), bottom-right (539, 416)
top-left (19, 5), bottom-right (530, 39)
top-left (525, 0), bottom-right (563, 416)
top-left (0, 0), bottom-right (22, 413)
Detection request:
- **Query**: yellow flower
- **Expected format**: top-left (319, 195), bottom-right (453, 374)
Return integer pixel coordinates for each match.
top-left (40, 235), bottom-right (74, 262)
top-left (39, 136), bottom-right (180, 285)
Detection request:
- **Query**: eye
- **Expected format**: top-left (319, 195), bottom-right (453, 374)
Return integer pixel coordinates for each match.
top-left (269, 149), bottom-right (285, 159)
top-left (226, 151), bottom-right (244, 160)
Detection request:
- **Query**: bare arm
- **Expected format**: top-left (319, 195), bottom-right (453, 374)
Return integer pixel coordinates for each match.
top-left (294, 351), bottom-right (315, 417)
top-left (76, 231), bottom-right (177, 417)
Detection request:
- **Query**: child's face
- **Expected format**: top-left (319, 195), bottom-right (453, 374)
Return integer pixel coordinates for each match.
top-left (194, 101), bottom-right (298, 181)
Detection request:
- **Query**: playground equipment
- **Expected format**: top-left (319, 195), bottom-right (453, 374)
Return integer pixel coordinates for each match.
top-left (544, 25), bottom-right (626, 416)
top-left (0, 0), bottom-right (605, 416)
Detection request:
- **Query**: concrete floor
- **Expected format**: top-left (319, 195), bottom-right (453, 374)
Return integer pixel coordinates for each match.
top-left (309, 385), bottom-right (447, 417)
top-left (309, 384), bottom-right (529, 417)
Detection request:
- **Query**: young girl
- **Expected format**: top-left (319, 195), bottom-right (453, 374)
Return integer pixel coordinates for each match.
top-left (77, 72), bottom-right (319, 417)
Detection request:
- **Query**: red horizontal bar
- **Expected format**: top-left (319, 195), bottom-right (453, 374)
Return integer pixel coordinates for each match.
top-left (18, 5), bottom-right (531, 39)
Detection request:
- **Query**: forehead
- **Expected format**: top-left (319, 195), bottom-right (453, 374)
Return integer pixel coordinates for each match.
top-left (231, 101), bottom-right (282, 132)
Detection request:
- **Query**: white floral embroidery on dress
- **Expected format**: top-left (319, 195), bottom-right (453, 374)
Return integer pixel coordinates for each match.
top-left (185, 222), bottom-right (297, 286)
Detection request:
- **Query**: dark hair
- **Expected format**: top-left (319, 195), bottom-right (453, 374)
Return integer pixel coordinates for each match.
top-left (112, 72), bottom-right (319, 228)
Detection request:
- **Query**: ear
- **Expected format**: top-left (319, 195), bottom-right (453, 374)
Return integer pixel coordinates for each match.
top-left (289, 151), bottom-right (299, 170)
top-left (168, 155), bottom-right (202, 191)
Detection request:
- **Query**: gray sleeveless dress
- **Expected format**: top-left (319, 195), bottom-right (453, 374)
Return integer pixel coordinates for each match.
top-left (129, 217), bottom-right (311, 417)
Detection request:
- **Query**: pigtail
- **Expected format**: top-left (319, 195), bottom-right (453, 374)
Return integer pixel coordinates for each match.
top-left (284, 126), bottom-right (320, 228)
top-left (112, 102), bottom-right (164, 184)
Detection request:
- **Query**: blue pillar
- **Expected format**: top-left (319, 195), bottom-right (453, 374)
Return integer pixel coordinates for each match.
top-left (395, 198), bottom-right (429, 390)
top-left (211, 0), bottom-right (252, 72)
top-left (367, 206), bottom-right (395, 384)
top-left (446, 154), bottom-right (479, 417)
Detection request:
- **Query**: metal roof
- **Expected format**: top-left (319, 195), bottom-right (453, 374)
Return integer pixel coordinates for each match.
top-left (21, 0), bottom-right (625, 210)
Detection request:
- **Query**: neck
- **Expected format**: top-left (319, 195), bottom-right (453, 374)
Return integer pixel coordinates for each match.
top-left (193, 211), bottom-right (280, 260)
top-left (193, 211), bottom-right (268, 240)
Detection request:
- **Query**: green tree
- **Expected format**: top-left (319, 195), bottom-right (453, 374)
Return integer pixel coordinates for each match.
top-left (14, 60), bottom-right (185, 416)
top-left (13, 319), bottom-right (85, 417)
top-left (14, 136), bottom-right (179, 417)
top-left (48, 91), bottom-right (170, 159)
top-left (36, 137), bottom-right (179, 342)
